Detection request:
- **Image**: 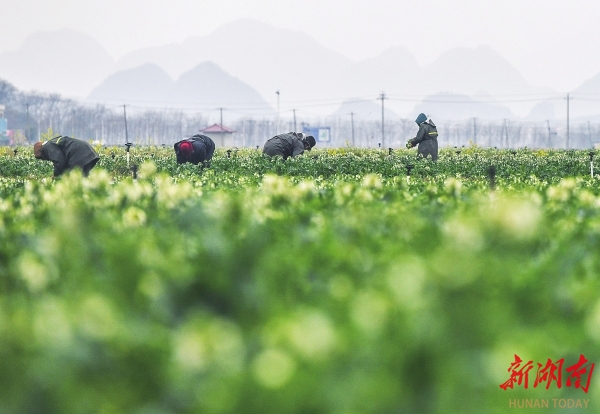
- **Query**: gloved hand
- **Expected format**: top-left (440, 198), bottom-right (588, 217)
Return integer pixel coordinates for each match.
top-left (406, 140), bottom-right (414, 149)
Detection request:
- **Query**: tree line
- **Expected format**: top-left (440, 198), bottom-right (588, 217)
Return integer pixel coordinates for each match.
top-left (1, 79), bottom-right (597, 149)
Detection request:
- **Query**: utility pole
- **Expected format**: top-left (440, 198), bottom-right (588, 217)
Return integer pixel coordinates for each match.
top-left (26, 103), bottom-right (30, 142)
top-left (350, 111), bottom-right (355, 147)
top-left (546, 120), bottom-right (551, 146)
top-left (379, 92), bottom-right (386, 148)
top-left (473, 117), bottom-right (478, 145)
top-left (123, 104), bottom-right (131, 168)
top-left (220, 107), bottom-right (224, 147)
top-left (503, 118), bottom-right (508, 148)
top-left (566, 93), bottom-right (572, 149)
top-left (293, 109), bottom-right (297, 132)
top-left (275, 90), bottom-right (280, 134)
top-left (123, 104), bottom-right (129, 144)
top-left (589, 120), bottom-right (593, 148)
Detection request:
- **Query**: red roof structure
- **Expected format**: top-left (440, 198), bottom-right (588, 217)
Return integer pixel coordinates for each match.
top-left (200, 123), bottom-right (236, 133)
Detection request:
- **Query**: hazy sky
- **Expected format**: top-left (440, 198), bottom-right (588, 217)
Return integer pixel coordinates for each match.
top-left (2, 0), bottom-right (599, 92)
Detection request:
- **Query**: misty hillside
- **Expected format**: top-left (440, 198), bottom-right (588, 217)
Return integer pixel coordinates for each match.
top-left (423, 46), bottom-right (535, 95)
top-left (0, 28), bottom-right (115, 97)
top-left (344, 46), bottom-right (422, 98)
top-left (521, 72), bottom-right (600, 123)
top-left (173, 62), bottom-right (274, 115)
top-left (569, 73), bottom-right (600, 120)
top-left (412, 93), bottom-right (514, 121)
top-left (424, 46), bottom-right (554, 119)
top-left (88, 63), bottom-right (174, 104)
top-left (329, 98), bottom-right (399, 121)
top-left (524, 100), bottom-right (558, 122)
top-left (89, 61), bottom-right (274, 116)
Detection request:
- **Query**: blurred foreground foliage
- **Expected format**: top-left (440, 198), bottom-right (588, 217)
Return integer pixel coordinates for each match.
top-left (0, 146), bottom-right (599, 413)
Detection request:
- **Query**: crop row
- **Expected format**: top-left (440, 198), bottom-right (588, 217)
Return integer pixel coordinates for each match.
top-left (0, 146), bottom-right (598, 184)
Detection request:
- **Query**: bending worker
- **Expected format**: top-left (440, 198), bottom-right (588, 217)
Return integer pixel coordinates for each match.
top-left (174, 134), bottom-right (216, 165)
top-left (262, 132), bottom-right (316, 160)
top-left (33, 135), bottom-right (100, 177)
top-left (406, 113), bottom-right (439, 161)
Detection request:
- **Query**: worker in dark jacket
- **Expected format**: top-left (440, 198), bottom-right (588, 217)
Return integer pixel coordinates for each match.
top-left (407, 113), bottom-right (439, 161)
top-left (174, 134), bottom-right (215, 165)
top-left (263, 132), bottom-right (316, 160)
top-left (33, 135), bottom-right (100, 177)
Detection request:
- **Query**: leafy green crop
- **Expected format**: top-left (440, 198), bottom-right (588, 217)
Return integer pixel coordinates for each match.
top-left (0, 146), bottom-right (599, 413)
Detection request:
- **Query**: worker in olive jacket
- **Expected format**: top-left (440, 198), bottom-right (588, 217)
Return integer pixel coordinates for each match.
top-left (33, 135), bottom-right (100, 177)
top-left (262, 132), bottom-right (316, 160)
top-left (174, 134), bottom-right (215, 165)
top-left (406, 113), bottom-right (439, 161)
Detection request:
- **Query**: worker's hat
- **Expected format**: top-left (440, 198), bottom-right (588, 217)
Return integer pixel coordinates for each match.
top-left (179, 141), bottom-right (193, 156)
top-left (33, 141), bottom-right (44, 158)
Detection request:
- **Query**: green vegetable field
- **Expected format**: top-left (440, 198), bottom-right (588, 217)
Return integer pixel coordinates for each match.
top-left (1, 145), bottom-right (599, 413)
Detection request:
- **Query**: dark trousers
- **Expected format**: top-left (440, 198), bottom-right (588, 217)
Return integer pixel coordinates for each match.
top-left (82, 158), bottom-right (99, 177)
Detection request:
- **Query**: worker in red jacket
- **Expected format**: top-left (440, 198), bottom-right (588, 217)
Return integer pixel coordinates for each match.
top-left (174, 134), bottom-right (215, 165)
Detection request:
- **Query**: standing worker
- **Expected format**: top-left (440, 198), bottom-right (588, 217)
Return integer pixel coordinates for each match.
top-left (174, 134), bottom-right (215, 165)
top-left (33, 135), bottom-right (100, 178)
top-left (406, 113), bottom-right (439, 161)
top-left (262, 132), bottom-right (316, 160)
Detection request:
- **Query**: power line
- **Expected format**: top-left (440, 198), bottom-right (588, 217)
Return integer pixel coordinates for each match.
top-left (387, 96), bottom-right (565, 104)
top-left (56, 91), bottom-right (577, 114)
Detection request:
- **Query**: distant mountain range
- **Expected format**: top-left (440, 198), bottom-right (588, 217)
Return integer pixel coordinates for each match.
top-left (1, 20), bottom-right (600, 121)
top-left (88, 62), bottom-right (274, 117)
